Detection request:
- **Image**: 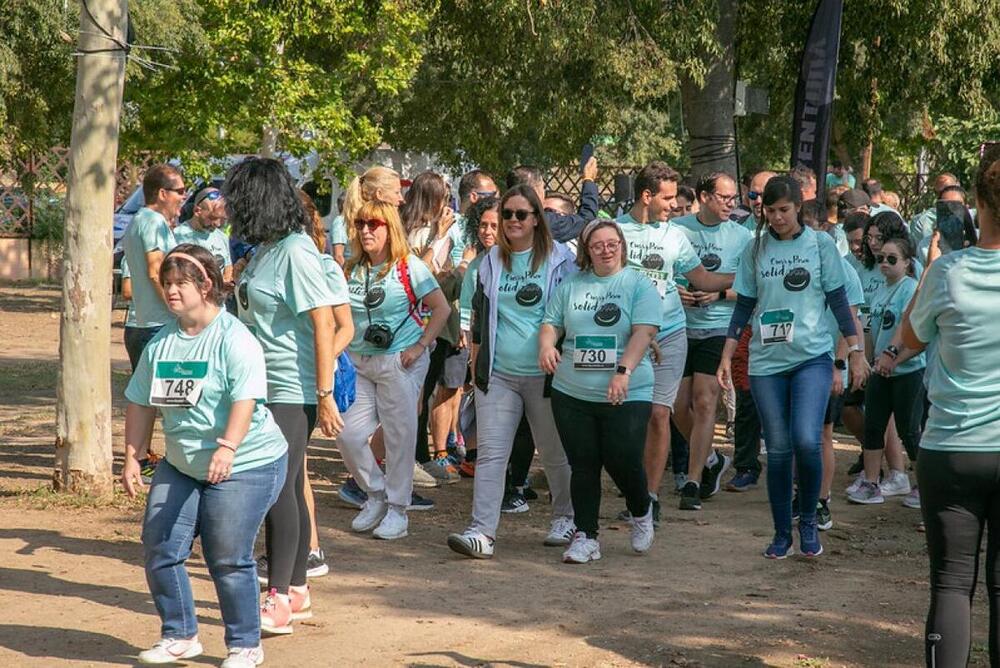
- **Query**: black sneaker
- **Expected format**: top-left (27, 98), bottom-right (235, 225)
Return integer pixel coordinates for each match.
top-left (792, 491), bottom-right (800, 523)
top-left (500, 492), bottom-right (529, 513)
top-left (847, 453), bottom-right (864, 476)
top-left (408, 492), bottom-right (435, 512)
top-left (679, 481), bottom-right (702, 511)
top-left (306, 548), bottom-right (329, 578)
top-left (522, 485), bottom-right (539, 501)
top-left (256, 554), bottom-right (268, 586)
top-left (700, 450), bottom-right (732, 499)
top-left (816, 498), bottom-right (833, 531)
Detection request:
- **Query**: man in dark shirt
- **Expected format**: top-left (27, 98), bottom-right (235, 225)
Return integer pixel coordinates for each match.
top-left (505, 158), bottom-right (600, 242)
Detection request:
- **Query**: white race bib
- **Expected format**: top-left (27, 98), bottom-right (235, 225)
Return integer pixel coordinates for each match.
top-left (759, 309), bottom-right (795, 346)
top-left (150, 360), bottom-right (209, 407)
top-left (573, 335), bottom-right (617, 370)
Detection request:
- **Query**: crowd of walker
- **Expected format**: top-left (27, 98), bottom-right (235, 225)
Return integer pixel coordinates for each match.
top-left (114, 148), bottom-right (1000, 667)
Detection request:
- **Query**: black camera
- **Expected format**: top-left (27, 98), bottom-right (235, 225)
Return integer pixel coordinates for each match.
top-left (363, 323), bottom-right (394, 350)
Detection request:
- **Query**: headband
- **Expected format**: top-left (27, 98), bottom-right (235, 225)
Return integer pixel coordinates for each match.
top-left (581, 218), bottom-right (618, 242)
top-left (167, 252), bottom-right (210, 283)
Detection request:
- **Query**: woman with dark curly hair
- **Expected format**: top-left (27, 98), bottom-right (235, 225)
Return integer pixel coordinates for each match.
top-left (224, 157), bottom-right (340, 635)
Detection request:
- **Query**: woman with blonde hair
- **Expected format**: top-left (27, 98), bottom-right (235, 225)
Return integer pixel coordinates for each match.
top-left (330, 166), bottom-right (405, 266)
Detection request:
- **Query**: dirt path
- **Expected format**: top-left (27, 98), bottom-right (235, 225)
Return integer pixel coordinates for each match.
top-left (0, 285), bottom-right (987, 667)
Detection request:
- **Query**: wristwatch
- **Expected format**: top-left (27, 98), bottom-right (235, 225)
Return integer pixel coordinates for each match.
top-left (834, 359), bottom-right (847, 371)
top-left (616, 365), bottom-right (631, 376)
top-left (316, 389), bottom-right (333, 398)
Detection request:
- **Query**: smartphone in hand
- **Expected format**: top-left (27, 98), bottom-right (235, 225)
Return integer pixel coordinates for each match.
top-left (579, 143), bottom-right (594, 175)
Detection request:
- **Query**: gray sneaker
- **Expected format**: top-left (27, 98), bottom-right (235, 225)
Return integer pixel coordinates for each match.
top-left (846, 480), bottom-right (885, 505)
top-left (902, 486), bottom-right (921, 509)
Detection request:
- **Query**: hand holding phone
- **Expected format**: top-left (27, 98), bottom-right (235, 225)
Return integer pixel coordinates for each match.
top-left (579, 143), bottom-right (594, 175)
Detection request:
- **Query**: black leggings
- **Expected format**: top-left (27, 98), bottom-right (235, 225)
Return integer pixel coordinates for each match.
top-left (551, 390), bottom-right (650, 538)
top-left (863, 369), bottom-right (925, 460)
top-left (919, 448), bottom-right (1000, 667)
top-left (265, 404), bottom-right (316, 591)
top-left (505, 415), bottom-right (535, 493)
top-left (415, 338), bottom-right (451, 464)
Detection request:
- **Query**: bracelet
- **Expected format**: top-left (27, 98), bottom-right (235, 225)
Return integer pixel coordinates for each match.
top-left (884, 344), bottom-right (900, 359)
top-left (216, 438), bottom-right (238, 453)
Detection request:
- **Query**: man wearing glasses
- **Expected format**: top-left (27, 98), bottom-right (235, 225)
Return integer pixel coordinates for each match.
top-left (120, 164), bottom-right (186, 369)
top-left (740, 170), bottom-right (777, 234)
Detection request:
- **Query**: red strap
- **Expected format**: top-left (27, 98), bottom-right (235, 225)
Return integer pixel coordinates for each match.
top-left (397, 258), bottom-right (425, 328)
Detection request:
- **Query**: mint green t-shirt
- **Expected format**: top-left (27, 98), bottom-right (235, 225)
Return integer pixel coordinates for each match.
top-left (493, 249), bottom-right (549, 376)
top-left (673, 215), bottom-right (751, 331)
top-left (544, 268), bottom-right (661, 403)
top-left (459, 253), bottom-right (484, 331)
top-left (120, 256), bottom-right (137, 327)
top-left (122, 207), bottom-right (177, 328)
top-left (909, 248), bottom-right (1000, 451)
top-left (172, 222), bottom-right (232, 270)
top-left (236, 232), bottom-right (337, 404)
top-left (824, 256), bottom-right (865, 386)
top-left (826, 172), bottom-right (856, 189)
top-left (328, 214), bottom-right (352, 260)
top-left (320, 254), bottom-right (350, 306)
top-left (617, 213), bottom-right (701, 338)
top-left (447, 213), bottom-right (468, 268)
top-left (847, 253), bottom-right (885, 331)
top-left (734, 226), bottom-right (846, 376)
top-left (125, 310), bottom-right (288, 480)
top-left (870, 275), bottom-right (925, 376)
top-left (346, 254), bottom-right (440, 356)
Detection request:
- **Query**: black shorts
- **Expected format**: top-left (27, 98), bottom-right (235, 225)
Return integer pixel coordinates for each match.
top-left (683, 335), bottom-right (726, 377)
top-left (824, 391), bottom-right (845, 425)
top-left (843, 386), bottom-right (865, 408)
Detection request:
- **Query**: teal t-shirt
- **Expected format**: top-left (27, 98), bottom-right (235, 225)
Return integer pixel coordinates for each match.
top-left (328, 214), bottom-right (352, 260)
top-left (544, 268), bottom-right (661, 403)
top-left (824, 256), bottom-right (865, 386)
top-left (909, 248), bottom-right (1000, 451)
top-left (734, 226), bottom-right (846, 376)
top-left (120, 256), bottom-right (137, 327)
top-left (673, 214), bottom-right (751, 331)
top-left (829, 223), bottom-right (849, 257)
top-left (320, 254), bottom-right (350, 306)
top-left (617, 213), bottom-right (701, 338)
top-left (825, 172), bottom-right (856, 189)
top-left (459, 253), bottom-right (484, 331)
top-left (493, 249), bottom-right (549, 376)
top-left (847, 253), bottom-right (885, 331)
top-left (125, 310), bottom-right (288, 480)
top-left (346, 254), bottom-right (439, 355)
top-left (172, 222), bottom-right (233, 270)
top-left (870, 275), bottom-right (925, 376)
top-left (447, 213), bottom-right (468, 268)
top-left (237, 232), bottom-right (337, 404)
top-left (122, 207), bottom-right (176, 328)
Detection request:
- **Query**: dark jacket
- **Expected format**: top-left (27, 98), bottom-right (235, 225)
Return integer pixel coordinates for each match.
top-left (546, 180), bottom-right (601, 242)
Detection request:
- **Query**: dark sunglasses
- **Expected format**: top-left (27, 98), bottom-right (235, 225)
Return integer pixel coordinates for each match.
top-left (354, 218), bottom-right (388, 231)
top-left (164, 186), bottom-right (187, 195)
top-left (748, 191), bottom-right (760, 201)
top-left (875, 254), bottom-right (900, 265)
top-left (475, 190), bottom-right (498, 199)
top-left (502, 208), bottom-right (533, 221)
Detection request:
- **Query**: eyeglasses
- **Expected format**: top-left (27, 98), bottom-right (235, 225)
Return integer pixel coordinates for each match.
top-left (712, 193), bottom-right (739, 205)
top-left (354, 218), bottom-right (388, 231)
top-left (502, 208), bottom-right (533, 221)
top-left (876, 254), bottom-right (900, 265)
top-left (588, 240), bottom-right (621, 254)
top-left (475, 190), bottom-right (498, 199)
top-left (164, 186), bottom-right (187, 195)
top-left (748, 191), bottom-right (760, 201)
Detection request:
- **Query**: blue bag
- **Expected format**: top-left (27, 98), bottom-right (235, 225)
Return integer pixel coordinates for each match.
top-left (333, 351), bottom-right (357, 414)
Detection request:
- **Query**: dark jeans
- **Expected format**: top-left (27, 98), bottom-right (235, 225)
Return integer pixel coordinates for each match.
top-left (919, 448), bottom-right (1000, 667)
top-left (734, 389), bottom-right (762, 475)
top-left (669, 420), bottom-right (689, 475)
top-left (863, 369), bottom-right (925, 461)
top-left (124, 325), bottom-right (161, 372)
top-left (264, 404), bottom-right (316, 591)
top-left (551, 390), bottom-right (651, 538)
top-left (505, 415), bottom-right (535, 493)
top-left (416, 338), bottom-right (451, 464)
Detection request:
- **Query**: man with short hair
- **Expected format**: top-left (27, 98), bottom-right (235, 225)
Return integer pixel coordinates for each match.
top-left (172, 187), bottom-right (233, 284)
top-left (121, 164), bottom-right (185, 369)
top-left (838, 188), bottom-right (871, 219)
top-left (789, 164), bottom-right (818, 201)
top-left (741, 170), bottom-right (777, 233)
top-left (543, 192), bottom-right (575, 217)
top-left (910, 172), bottom-right (962, 245)
top-left (448, 170), bottom-right (498, 266)
top-left (506, 158), bottom-right (599, 242)
top-left (826, 160), bottom-right (856, 189)
top-left (861, 178), bottom-right (884, 205)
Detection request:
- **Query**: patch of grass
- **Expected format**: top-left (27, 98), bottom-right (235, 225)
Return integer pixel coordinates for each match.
top-left (0, 360), bottom-right (58, 396)
top-left (1, 483), bottom-right (146, 511)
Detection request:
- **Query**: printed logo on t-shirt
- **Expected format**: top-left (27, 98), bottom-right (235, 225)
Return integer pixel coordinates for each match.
top-left (783, 267), bottom-right (812, 292)
top-left (594, 303), bottom-right (622, 327)
top-left (641, 254), bottom-right (665, 270)
top-left (365, 286), bottom-right (386, 308)
top-left (515, 283), bottom-right (543, 307)
top-left (701, 253), bottom-right (722, 271)
top-left (881, 309), bottom-right (896, 330)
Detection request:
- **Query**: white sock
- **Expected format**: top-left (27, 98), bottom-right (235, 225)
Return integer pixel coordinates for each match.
top-left (706, 451), bottom-right (719, 468)
top-left (648, 491), bottom-right (658, 502)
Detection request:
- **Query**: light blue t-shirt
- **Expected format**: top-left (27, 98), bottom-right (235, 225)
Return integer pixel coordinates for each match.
top-left (320, 254), bottom-right (350, 306)
top-left (734, 226), bottom-right (846, 376)
top-left (828, 223), bottom-right (849, 257)
top-left (909, 248), bottom-right (1000, 451)
top-left (493, 249), bottom-right (549, 376)
top-left (544, 268), bottom-right (661, 403)
top-left (120, 256), bottom-right (137, 327)
top-left (447, 213), bottom-right (469, 268)
top-left (125, 310), bottom-right (288, 480)
top-left (870, 275), bottom-right (925, 376)
top-left (346, 254), bottom-right (440, 356)
top-left (459, 253), bottom-right (484, 331)
top-left (172, 222), bottom-right (233, 270)
top-left (826, 172), bottom-right (856, 189)
top-left (823, 256), bottom-right (865, 387)
top-left (237, 232), bottom-right (337, 404)
top-left (617, 213), bottom-right (701, 338)
top-left (847, 253), bottom-right (885, 331)
top-left (328, 214), bottom-right (352, 260)
top-left (673, 215), bottom-right (751, 332)
top-left (122, 207), bottom-right (176, 328)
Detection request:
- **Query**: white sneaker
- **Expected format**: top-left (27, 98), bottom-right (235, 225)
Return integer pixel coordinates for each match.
top-left (351, 492), bottom-right (388, 532)
top-left (630, 505), bottom-right (655, 554)
top-left (373, 506), bottom-right (408, 540)
top-left (543, 516), bottom-right (576, 546)
top-left (846, 480), bottom-right (885, 505)
top-left (138, 637), bottom-right (204, 664)
top-left (447, 528), bottom-right (495, 559)
top-left (562, 531), bottom-right (601, 563)
top-left (903, 486), bottom-right (921, 509)
top-left (221, 645), bottom-right (264, 668)
top-left (880, 469), bottom-right (912, 497)
top-left (845, 472), bottom-right (865, 495)
top-left (412, 462), bottom-right (440, 488)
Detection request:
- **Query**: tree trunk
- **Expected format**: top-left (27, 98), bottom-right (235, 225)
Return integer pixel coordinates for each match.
top-left (680, 0), bottom-right (739, 180)
top-left (54, 0), bottom-right (127, 498)
top-left (261, 125), bottom-right (279, 158)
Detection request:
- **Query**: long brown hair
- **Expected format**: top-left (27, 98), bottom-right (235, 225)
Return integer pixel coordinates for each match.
top-left (498, 184), bottom-right (552, 274)
top-left (298, 189), bottom-right (325, 253)
top-left (399, 171), bottom-right (449, 236)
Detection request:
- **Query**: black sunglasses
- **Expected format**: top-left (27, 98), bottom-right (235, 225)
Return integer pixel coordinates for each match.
top-left (748, 191), bottom-right (760, 201)
top-left (875, 254), bottom-right (900, 266)
top-left (164, 186), bottom-right (187, 195)
top-left (502, 208), bottom-right (533, 221)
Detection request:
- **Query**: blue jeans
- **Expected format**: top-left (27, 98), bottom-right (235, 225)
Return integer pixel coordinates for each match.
top-left (142, 455), bottom-right (287, 648)
top-left (750, 355), bottom-right (832, 534)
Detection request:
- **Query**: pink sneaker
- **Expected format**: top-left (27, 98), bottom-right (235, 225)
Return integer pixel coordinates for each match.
top-left (289, 584), bottom-right (312, 621)
top-left (260, 588), bottom-right (293, 635)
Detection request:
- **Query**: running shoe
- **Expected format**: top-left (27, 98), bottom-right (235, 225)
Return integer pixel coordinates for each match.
top-left (880, 469), bottom-right (912, 497)
top-left (373, 506), bottom-right (409, 540)
top-left (447, 529), bottom-right (495, 559)
top-left (544, 516), bottom-right (576, 546)
top-left (903, 486), bottom-right (921, 510)
top-left (763, 532), bottom-right (794, 560)
top-left (500, 491), bottom-right (529, 514)
top-left (408, 492), bottom-right (435, 511)
top-left (630, 505), bottom-right (655, 554)
top-left (221, 646), bottom-right (264, 668)
top-left (816, 498), bottom-right (833, 531)
top-left (679, 481), bottom-right (702, 511)
top-left (847, 453), bottom-right (864, 476)
top-left (562, 531), bottom-right (601, 564)
top-left (338, 478), bottom-right (368, 509)
top-left (445, 449), bottom-right (464, 468)
top-left (351, 493), bottom-right (389, 532)
top-left (289, 585), bottom-right (312, 621)
top-left (422, 458), bottom-right (459, 484)
top-left (724, 421), bottom-right (735, 443)
top-left (458, 460), bottom-right (476, 478)
top-left (412, 462), bottom-right (440, 489)
top-left (673, 472), bottom-right (688, 494)
top-left (616, 509), bottom-right (632, 522)
top-left (699, 450), bottom-right (732, 499)
top-left (846, 480), bottom-right (885, 505)
top-left (306, 548), bottom-right (329, 578)
top-left (522, 484), bottom-right (539, 501)
top-left (260, 588), bottom-right (293, 635)
top-left (844, 472), bottom-right (865, 495)
top-left (799, 520), bottom-right (823, 557)
top-left (255, 555), bottom-right (268, 587)
top-left (138, 637), bottom-right (204, 664)
top-left (726, 470), bottom-right (758, 492)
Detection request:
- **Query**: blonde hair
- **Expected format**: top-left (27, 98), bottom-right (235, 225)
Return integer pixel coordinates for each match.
top-left (344, 200), bottom-right (410, 281)
top-left (341, 166), bottom-right (401, 254)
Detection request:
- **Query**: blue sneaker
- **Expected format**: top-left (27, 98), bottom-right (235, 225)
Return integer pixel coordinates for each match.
top-left (763, 532), bottom-right (794, 559)
top-left (408, 492), bottom-right (435, 511)
top-left (338, 478), bottom-right (368, 509)
top-left (799, 520), bottom-right (823, 557)
top-left (725, 470), bottom-right (758, 492)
